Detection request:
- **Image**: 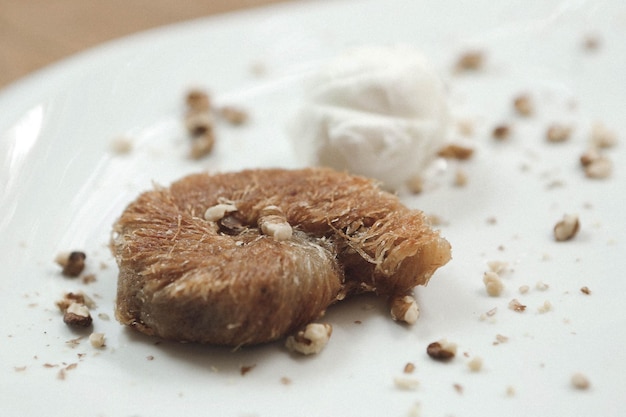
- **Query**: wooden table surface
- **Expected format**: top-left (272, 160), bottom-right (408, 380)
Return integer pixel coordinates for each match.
top-left (0, 0), bottom-right (288, 89)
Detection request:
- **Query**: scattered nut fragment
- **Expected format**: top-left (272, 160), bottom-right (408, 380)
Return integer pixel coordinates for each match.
top-left (219, 106), bottom-right (248, 125)
top-left (590, 122), bottom-right (617, 148)
top-left (453, 169), bottom-right (468, 187)
top-left (508, 298), bottom-right (526, 312)
top-left (394, 376), bottom-right (420, 391)
top-left (285, 323), bottom-right (332, 355)
top-left (204, 203), bottom-right (238, 222)
top-left (584, 155), bottom-right (612, 179)
top-left (571, 372), bottom-right (591, 390)
top-left (553, 214), bottom-right (580, 242)
top-left (487, 261), bottom-right (508, 274)
top-left (546, 123), bottom-right (572, 143)
top-left (579, 147), bottom-right (601, 167)
top-left (454, 50), bottom-right (485, 72)
top-left (406, 175), bottom-right (424, 194)
top-left (506, 386), bottom-right (516, 397)
top-left (437, 144), bottom-right (474, 160)
top-left (537, 300), bottom-right (553, 314)
top-left (467, 356), bottom-right (483, 372)
top-left (390, 295), bottom-right (420, 324)
top-left (404, 362), bottom-right (416, 374)
top-left (186, 89), bottom-right (211, 112)
top-left (518, 285), bottom-right (530, 294)
top-left (580, 286), bottom-right (591, 295)
top-left (55, 251), bottom-right (86, 277)
top-left (492, 124), bottom-right (511, 140)
top-left (110, 136), bottom-right (133, 154)
top-left (56, 291), bottom-right (96, 311)
top-left (185, 112), bottom-right (214, 137)
top-left (63, 303), bottom-right (93, 327)
top-left (240, 364), bottom-right (256, 376)
top-left (89, 332), bottom-right (106, 348)
top-left (456, 119), bottom-right (475, 137)
top-left (483, 271), bottom-right (504, 297)
top-left (257, 206), bottom-right (293, 241)
top-left (426, 339), bottom-right (457, 361)
top-left (535, 281), bottom-right (549, 291)
top-left (582, 34), bottom-right (601, 51)
top-left (513, 94), bottom-right (533, 117)
top-left (494, 334), bottom-right (509, 345)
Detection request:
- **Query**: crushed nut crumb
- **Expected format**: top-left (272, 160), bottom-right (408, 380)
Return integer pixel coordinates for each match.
top-left (590, 122), bottom-right (617, 148)
top-left (55, 251), bottom-right (86, 277)
top-left (285, 323), bottom-right (332, 355)
top-left (186, 89), bottom-right (211, 113)
top-left (453, 383), bottom-right (464, 394)
top-left (454, 50), bottom-right (485, 72)
top-left (537, 300), bottom-right (552, 314)
top-left (426, 339), bottom-right (457, 361)
top-left (519, 285), bottom-right (530, 294)
top-left (89, 332), bottom-right (106, 348)
top-left (219, 106), bottom-right (248, 125)
top-left (584, 155), bottom-right (613, 179)
top-left (487, 261), bottom-right (508, 274)
top-left (240, 364), bottom-right (256, 376)
top-left (494, 334), bottom-right (509, 345)
top-left (546, 123), bottom-right (572, 143)
top-left (394, 376), bottom-right (419, 391)
top-left (456, 119), bottom-right (475, 137)
top-left (580, 286), bottom-right (591, 295)
top-left (453, 169), bottom-right (468, 187)
top-left (390, 295), bottom-right (420, 324)
top-left (508, 299), bottom-right (526, 312)
top-left (535, 281), bottom-right (549, 291)
top-left (553, 214), bottom-right (580, 241)
top-left (571, 372), bottom-right (591, 390)
top-left (280, 377), bottom-right (292, 385)
top-left (406, 175), bottom-right (424, 194)
top-left (483, 271), bottom-right (504, 297)
top-left (81, 274), bottom-right (97, 284)
top-left (204, 203), bottom-right (238, 222)
top-left (467, 356), bottom-right (483, 372)
top-left (110, 136), bottom-right (133, 154)
top-left (492, 124), bottom-right (511, 140)
top-left (404, 362), bottom-right (416, 374)
top-left (258, 205), bottom-right (293, 241)
top-left (506, 385), bottom-right (516, 397)
top-left (437, 144), bottom-right (474, 160)
top-left (513, 94), bottom-right (533, 116)
top-left (63, 303), bottom-right (93, 327)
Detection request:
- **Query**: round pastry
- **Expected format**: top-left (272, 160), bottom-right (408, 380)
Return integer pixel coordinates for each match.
top-left (111, 167), bottom-right (451, 347)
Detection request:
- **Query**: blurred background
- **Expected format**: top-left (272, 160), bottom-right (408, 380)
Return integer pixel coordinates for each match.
top-left (0, 0), bottom-right (289, 88)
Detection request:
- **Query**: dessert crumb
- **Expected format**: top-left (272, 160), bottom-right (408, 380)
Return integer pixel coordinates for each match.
top-left (553, 214), bottom-right (580, 241)
top-left (240, 364), bottom-right (256, 376)
top-left (508, 299), bottom-right (526, 312)
top-left (483, 271), bottom-right (504, 297)
top-left (467, 356), bottom-right (483, 372)
top-left (513, 94), bottom-right (533, 116)
top-left (404, 362), bottom-right (416, 374)
top-left (426, 339), bottom-right (457, 361)
top-left (519, 285), bottom-right (530, 294)
top-left (454, 50), bottom-right (485, 72)
top-left (492, 124), bottom-right (511, 140)
top-left (537, 300), bottom-right (553, 314)
top-left (580, 286), bottom-right (591, 295)
top-left (546, 123), bottom-right (572, 143)
top-left (394, 376), bottom-right (420, 391)
top-left (437, 144), bottom-right (474, 160)
top-left (110, 136), bottom-right (133, 154)
top-left (55, 251), bottom-right (86, 277)
top-left (571, 372), bottom-right (591, 390)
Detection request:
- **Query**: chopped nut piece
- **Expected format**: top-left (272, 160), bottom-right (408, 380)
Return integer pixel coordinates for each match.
top-left (483, 271), bottom-right (504, 297)
top-left (285, 323), bottom-right (332, 355)
top-left (89, 332), bottom-right (106, 348)
top-left (582, 34), bottom-right (601, 51)
top-left (487, 261), bottom-right (508, 274)
top-left (63, 303), bottom-right (93, 327)
top-left (513, 94), bottom-right (533, 117)
top-left (535, 281), bottom-right (549, 291)
top-left (591, 122), bottom-right (617, 148)
top-left (456, 119), bottom-right (475, 136)
top-left (404, 362), bottom-right (416, 374)
top-left (571, 373), bottom-right (591, 390)
top-left (494, 334), bottom-right (509, 344)
top-left (185, 112), bottom-right (214, 137)
top-left (186, 89), bottom-right (211, 113)
top-left (519, 285), bottom-right (530, 294)
top-left (204, 203), bottom-right (238, 222)
top-left (467, 356), bottom-right (483, 372)
top-left (81, 274), bottom-right (96, 284)
top-left (492, 124), bottom-right (511, 140)
top-left (394, 376), bottom-right (420, 391)
top-left (454, 50), bottom-right (484, 72)
top-left (584, 156), bottom-right (612, 179)
top-left (537, 300), bottom-right (552, 314)
top-left (219, 106), bottom-right (248, 125)
top-left (437, 144), bottom-right (474, 160)
top-left (508, 299), bottom-right (526, 312)
top-left (453, 383), bottom-right (464, 394)
top-left (55, 251), bottom-right (86, 277)
top-left (426, 339), bottom-right (457, 361)
top-left (258, 206), bottom-right (293, 241)
top-left (280, 377), bottom-right (292, 385)
top-left (453, 169), bottom-right (468, 187)
top-left (546, 124), bottom-right (572, 143)
top-left (110, 136), bottom-right (133, 154)
top-left (240, 364), bottom-right (256, 376)
top-left (506, 386), bottom-right (516, 397)
top-left (579, 147), bottom-right (601, 167)
top-left (390, 295), bottom-right (420, 324)
top-left (553, 214), bottom-right (580, 241)
top-left (406, 175), bottom-right (424, 194)
top-left (580, 286), bottom-right (591, 295)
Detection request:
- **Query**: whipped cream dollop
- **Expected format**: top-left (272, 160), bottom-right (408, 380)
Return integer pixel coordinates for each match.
top-left (290, 45), bottom-right (449, 190)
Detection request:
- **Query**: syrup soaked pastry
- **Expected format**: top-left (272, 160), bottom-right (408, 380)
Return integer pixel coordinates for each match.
top-left (111, 168), bottom-right (451, 347)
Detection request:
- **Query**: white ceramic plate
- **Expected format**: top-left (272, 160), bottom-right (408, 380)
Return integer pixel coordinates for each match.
top-left (1, 1), bottom-right (625, 416)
